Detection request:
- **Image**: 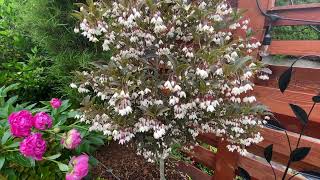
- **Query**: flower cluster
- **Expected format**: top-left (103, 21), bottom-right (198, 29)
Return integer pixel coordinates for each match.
top-left (8, 110), bottom-right (33, 137)
top-left (7, 98), bottom-right (82, 161)
top-left (33, 112), bottom-right (53, 130)
top-left (51, 98), bottom-right (62, 109)
top-left (66, 154), bottom-right (89, 180)
top-left (61, 129), bottom-right (82, 149)
top-left (72, 0), bottom-right (268, 160)
top-left (19, 133), bottom-right (46, 160)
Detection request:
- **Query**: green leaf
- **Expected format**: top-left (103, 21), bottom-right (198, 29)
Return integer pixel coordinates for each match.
top-left (58, 100), bottom-right (71, 113)
top-left (2, 169), bottom-right (17, 180)
top-left (289, 104), bottom-right (308, 125)
top-left (45, 153), bottom-right (61, 160)
top-left (5, 96), bottom-right (18, 106)
top-left (6, 141), bottom-right (19, 148)
top-left (88, 136), bottom-right (104, 146)
top-left (25, 103), bottom-right (37, 110)
top-left (290, 147), bottom-right (311, 162)
top-left (0, 157), bottom-right (5, 170)
top-left (67, 110), bottom-right (79, 118)
top-left (176, 64), bottom-right (189, 75)
top-left (1, 130), bottom-right (11, 145)
top-left (40, 101), bottom-right (50, 107)
top-left (7, 153), bottom-right (32, 167)
top-left (233, 56), bottom-right (252, 72)
top-left (2, 83), bottom-right (20, 97)
top-left (199, 80), bottom-right (206, 93)
top-left (57, 163), bottom-right (69, 172)
top-left (263, 144), bottom-right (273, 163)
top-left (157, 107), bottom-right (170, 116)
top-left (89, 155), bottom-right (99, 166)
top-left (54, 115), bottom-right (68, 126)
top-left (30, 158), bottom-right (35, 167)
top-left (278, 67), bottom-right (292, 93)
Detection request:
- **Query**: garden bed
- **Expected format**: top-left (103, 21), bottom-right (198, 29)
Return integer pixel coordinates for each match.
top-left (93, 142), bottom-right (187, 180)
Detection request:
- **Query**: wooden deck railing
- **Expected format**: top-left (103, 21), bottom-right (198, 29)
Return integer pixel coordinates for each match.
top-left (177, 0), bottom-right (320, 179)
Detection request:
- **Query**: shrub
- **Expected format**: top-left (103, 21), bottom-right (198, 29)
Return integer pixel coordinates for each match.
top-left (12, 0), bottom-right (112, 103)
top-left (0, 47), bottom-right (53, 103)
top-left (71, 0), bottom-right (269, 178)
top-left (0, 0), bottom-right (32, 63)
top-left (0, 84), bottom-right (106, 179)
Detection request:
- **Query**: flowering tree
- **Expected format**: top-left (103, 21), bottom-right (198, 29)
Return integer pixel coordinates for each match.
top-left (72, 0), bottom-right (268, 178)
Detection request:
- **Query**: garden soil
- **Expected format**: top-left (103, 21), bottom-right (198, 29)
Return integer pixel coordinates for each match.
top-left (93, 142), bottom-right (187, 180)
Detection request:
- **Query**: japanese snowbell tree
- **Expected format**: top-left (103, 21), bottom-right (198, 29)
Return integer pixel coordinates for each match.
top-left (72, 0), bottom-right (269, 178)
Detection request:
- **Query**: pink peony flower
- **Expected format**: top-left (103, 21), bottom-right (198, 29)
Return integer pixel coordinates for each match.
top-left (61, 129), bottom-right (82, 149)
top-left (33, 112), bottom-right (53, 130)
top-left (66, 174), bottom-right (81, 180)
top-left (19, 133), bottom-right (46, 160)
top-left (66, 154), bottom-right (89, 180)
top-left (8, 110), bottom-right (33, 137)
top-left (50, 98), bottom-right (62, 109)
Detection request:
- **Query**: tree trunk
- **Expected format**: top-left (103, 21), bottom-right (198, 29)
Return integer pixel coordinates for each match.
top-left (159, 158), bottom-right (166, 180)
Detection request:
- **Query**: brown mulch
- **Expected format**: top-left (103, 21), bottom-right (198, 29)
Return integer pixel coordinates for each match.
top-left (93, 142), bottom-right (187, 180)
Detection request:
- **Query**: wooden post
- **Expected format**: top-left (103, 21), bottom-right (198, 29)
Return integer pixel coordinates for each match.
top-left (238, 0), bottom-right (270, 41)
top-left (213, 140), bottom-right (239, 180)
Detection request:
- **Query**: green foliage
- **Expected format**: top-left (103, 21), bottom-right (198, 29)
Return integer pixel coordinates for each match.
top-left (0, 0), bottom-right (32, 63)
top-left (273, 0), bottom-right (320, 41)
top-left (276, 0), bottom-right (320, 6)
top-left (0, 84), bottom-right (106, 179)
top-left (170, 143), bottom-right (191, 163)
top-left (16, 0), bottom-right (87, 54)
top-left (0, 0), bottom-right (111, 103)
top-left (201, 143), bottom-right (218, 153)
top-left (273, 26), bottom-right (320, 40)
top-left (0, 47), bottom-right (53, 102)
top-left (195, 162), bottom-right (214, 176)
top-left (11, 0), bottom-right (111, 103)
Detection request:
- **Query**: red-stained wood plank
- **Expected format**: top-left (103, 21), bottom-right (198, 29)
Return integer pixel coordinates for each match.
top-left (183, 146), bottom-right (216, 170)
top-left (238, 153), bottom-right (304, 180)
top-left (269, 40), bottom-right (320, 56)
top-left (226, 0), bottom-right (238, 8)
top-left (213, 140), bottom-right (239, 180)
top-left (238, 0), bottom-right (269, 41)
top-left (197, 133), bottom-right (219, 147)
top-left (254, 85), bottom-right (320, 124)
top-left (273, 113), bottom-right (320, 139)
top-left (268, 0), bottom-right (276, 10)
top-left (270, 3), bottom-right (320, 11)
top-left (255, 65), bottom-right (320, 95)
top-left (249, 127), bottom-right (320, 171)
top-left (176, 162), bottom-right (212, 180)
top-left (268, 7), bottom-right (320, 26)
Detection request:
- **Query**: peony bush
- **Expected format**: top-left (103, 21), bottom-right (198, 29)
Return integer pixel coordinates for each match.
top-left (72, 0), bottom-right (269, 178)
top-left (0, 84), bottom-right (105, 179)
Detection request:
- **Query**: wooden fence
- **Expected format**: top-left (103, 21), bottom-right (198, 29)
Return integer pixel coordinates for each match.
top-left (177, 0), bottom-right (320, 179)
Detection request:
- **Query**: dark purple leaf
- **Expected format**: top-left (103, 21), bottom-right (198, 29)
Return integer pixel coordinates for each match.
top-left (312, 96), bottom-right (320, 103)
top-left (265, 119), bottom-right (285, 131)
top-left (237, 167), bottom-right (251, 180)
top-left (264, 144), bottom-right (273, 163)
top-left (290, 147), bottom-right (311, 162)
top-left (289, 104), bottom-right (308, 125)
top-left (278, 67), bottom-right (292, 93)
